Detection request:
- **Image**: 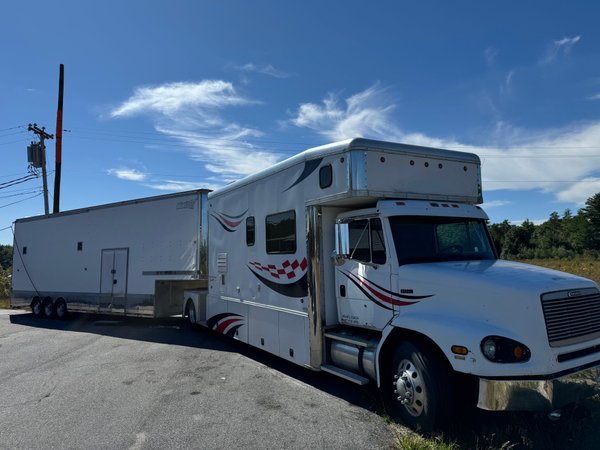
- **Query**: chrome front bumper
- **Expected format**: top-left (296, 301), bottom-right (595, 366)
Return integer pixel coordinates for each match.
top-left (477, 364), bottom-right (600, 411)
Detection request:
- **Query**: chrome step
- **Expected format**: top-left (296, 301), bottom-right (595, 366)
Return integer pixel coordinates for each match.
top-left (320, 364), bottom-right (369, 385)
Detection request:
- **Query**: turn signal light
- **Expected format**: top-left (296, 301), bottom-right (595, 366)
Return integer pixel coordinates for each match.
top-left (451, 345), bottom-right (469, 355)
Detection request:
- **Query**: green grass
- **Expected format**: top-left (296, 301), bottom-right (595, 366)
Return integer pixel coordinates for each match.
top-left (391, 396), bottom-right (600, 449)
top-left (519, 259), bottom-right (600, 285)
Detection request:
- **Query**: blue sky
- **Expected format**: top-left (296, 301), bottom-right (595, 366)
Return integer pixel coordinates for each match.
top-left (1, 1), bottom-right (600, 244)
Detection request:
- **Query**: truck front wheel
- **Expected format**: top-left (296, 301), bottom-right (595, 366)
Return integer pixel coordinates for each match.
top-left (390, 341), bottom-right (450, 431)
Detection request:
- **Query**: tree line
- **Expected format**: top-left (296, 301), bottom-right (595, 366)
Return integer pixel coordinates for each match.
top-left (0, 245), bottom-right (11, 299)
top-left (489, 192), bottom-right (600, 260)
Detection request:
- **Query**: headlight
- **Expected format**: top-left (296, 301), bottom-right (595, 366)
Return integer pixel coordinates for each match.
top-left (480, 336), bottom-right (531, 363)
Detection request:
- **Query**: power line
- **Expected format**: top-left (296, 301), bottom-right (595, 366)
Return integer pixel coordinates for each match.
top-left (0, 174), bottom-right (38, 187)
top-left (0, 172), bottom-right (33, 180)
top-left (68, 126), bottom-right (310, 147)
top-left (0, 189), bottom-right (42, 200)
top-left (0, 125), bottom-right (26, 132)
top-left (0, 138), bottom-right (29, 146)
top-left (67, 126), bottom-right (600, 151)
top-left (0, 192), bottom-right (42, 209)
top-left (0, 185), bottom-right (44, 194)
top-left (0, 175), bottom-right (39, 191)
top-left (0, 130), bottom-right (27, 138)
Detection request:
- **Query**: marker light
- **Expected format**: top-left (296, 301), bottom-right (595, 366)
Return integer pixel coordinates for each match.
top-left (451, 345), bottom-right (469, 355)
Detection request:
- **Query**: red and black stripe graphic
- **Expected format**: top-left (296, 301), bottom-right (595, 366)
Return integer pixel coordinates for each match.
top-left (248, 268), bottom-right (308, 298)
top-left (211, 209), bottom-right (248, 232)
top-left (283, 157), bottom-right (323, 192)
top-left (247, 258), bottom-right (309, 298)
top-left (339, 270), bottom-right (433, 311)
top-left (207, 313), bottom-right (245, 337)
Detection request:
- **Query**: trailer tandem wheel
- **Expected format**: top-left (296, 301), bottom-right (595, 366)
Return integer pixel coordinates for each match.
top-left (31, 297), bottom-right (42, 317)
top-left (55, 298), bottom-right (68, 320)
top-left (42, 297), bottom-right (54, 319)
top-left (186, 299), bottom-right (196, 326)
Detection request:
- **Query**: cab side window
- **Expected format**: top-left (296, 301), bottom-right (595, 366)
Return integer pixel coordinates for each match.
top-left (348, 218), bottom-right (386, 264)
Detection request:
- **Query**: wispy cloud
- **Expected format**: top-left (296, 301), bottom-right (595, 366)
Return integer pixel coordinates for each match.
top-left (290, 83), bottom-right (403, 141)
top-left (154, 124), bottom-right (281, 177)
top-left (107, 167), bottom-right (217, 192)
top-left (110, 80), bottom-right (255, 118)
top-left (484, 46), bottom-right (498, 67)
top-left (588, 93), bottom-right (600, 101)
top-left (540, 35), bottom-right (581, 65)
top-left (290, 85), bottom-right (600, 206)
top-left (483, 200), bottom-right (512, 209)
top-left (107, 167), bottom-right (149, 181)
top-left (144, 179), bottom-right (218, 192)
top-left (109, 80), bottom-right (281, 190)
top-left (235, 63), bottom-right (291, 79)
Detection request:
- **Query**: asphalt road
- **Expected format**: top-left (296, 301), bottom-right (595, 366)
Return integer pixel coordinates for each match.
top-left (0, 311), bottom-right (394, 450)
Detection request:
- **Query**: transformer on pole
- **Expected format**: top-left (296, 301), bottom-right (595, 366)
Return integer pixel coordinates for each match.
top-left (27, 123), bottom-right (53, 215)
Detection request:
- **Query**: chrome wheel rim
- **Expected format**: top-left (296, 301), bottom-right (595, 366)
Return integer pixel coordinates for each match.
top-left (44, 303), bottom-right (53, 317)
top-left (394, 359), bottom-right (427, 417)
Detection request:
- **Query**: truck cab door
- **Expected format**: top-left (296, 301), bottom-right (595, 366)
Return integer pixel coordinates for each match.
top-left (335, 218), bottom-right (392, 330)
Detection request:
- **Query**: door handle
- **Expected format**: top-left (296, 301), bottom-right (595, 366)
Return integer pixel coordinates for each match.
top-left (340, 285), bottom-right (346, 297)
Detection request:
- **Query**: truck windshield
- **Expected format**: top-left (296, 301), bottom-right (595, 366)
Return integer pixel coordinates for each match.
top-left (388, 216), bottom-right (496, 265)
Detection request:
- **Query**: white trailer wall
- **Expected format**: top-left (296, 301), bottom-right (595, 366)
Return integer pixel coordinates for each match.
top-left (12, 190), bottom-right (208, 317)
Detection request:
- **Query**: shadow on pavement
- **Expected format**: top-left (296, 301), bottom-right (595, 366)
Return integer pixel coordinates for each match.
top-left (9, 312), bottom-right (386, 417)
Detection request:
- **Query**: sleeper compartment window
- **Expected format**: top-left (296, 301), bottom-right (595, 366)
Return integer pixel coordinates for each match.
top-left (319, 164), bottom-right (332, 189)
top-left (266, 210), bottom-right (296, 254)
top-left (246, 216), bottom-right (255, 246)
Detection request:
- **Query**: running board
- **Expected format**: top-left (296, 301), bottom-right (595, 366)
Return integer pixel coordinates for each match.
top-left (320, 364), bottom-right (369, 385)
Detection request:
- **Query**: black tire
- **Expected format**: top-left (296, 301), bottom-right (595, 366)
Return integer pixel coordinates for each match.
top-left (186, 299), bottom-right (196, 326)
top-left (42, 297), bottom-right (55, 319)
top-left (388, 341), bottom-right (451, 431)
top-left (31, 297), bottom-right (42, 317)
top-left (55, 298), bottom-right (68, 320)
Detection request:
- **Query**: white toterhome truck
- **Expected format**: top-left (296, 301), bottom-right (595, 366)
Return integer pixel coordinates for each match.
top-left (12, 138), bottom-right (600, 429)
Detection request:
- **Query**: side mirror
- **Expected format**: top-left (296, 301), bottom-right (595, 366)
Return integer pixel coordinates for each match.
top-left (332, 222), bottom-right (350, 266)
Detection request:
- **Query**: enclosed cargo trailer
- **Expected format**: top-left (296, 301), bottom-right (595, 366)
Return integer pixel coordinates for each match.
top-left (11, 190), bottom-right (209, 318)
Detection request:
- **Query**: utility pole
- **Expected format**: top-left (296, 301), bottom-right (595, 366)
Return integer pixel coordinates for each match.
top-left (53, 64), bottom-right (64, 214)
top-left (28, 123), bottom-right (53, 215)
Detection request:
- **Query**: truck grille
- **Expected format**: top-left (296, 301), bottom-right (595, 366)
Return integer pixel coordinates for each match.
top-left (541, 287), bottom-right (600, 347)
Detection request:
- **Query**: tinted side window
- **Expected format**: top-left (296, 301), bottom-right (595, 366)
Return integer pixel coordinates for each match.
top-left (348, 219), bottom-right (370, 262)
top-left (319, 164), bottom-right (332, 189)
top-left (371, 218), bottom-right (386, 264)
top-left (348, 218), bottom-right (386, 264)
top-left (266, 210), bottom-right (296, 254)
top-left (246, 216), bottom-right (255, 246)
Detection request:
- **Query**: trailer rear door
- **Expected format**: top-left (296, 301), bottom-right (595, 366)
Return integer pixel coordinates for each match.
top-left (100, 248), bottom-right (129, 314)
